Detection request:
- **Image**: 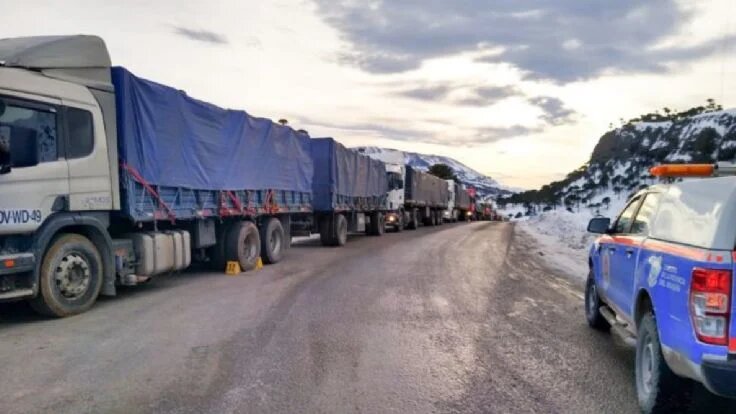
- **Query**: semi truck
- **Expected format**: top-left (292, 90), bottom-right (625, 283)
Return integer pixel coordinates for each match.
top-left (0, 35), bottom-right (387, 317)
top-left (443, 180), bottom-right (471, 222)
top-left (404, 166), bottom-right (450, 228)
top-left (360, 150), bottom-right (451, 231)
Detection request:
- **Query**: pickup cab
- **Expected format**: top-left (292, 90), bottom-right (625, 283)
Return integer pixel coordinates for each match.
top-left (585, 164), bottom-right (736, 413)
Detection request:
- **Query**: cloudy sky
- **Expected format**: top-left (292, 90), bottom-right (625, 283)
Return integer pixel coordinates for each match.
top-left (4, 1), bottom-right (736, 188)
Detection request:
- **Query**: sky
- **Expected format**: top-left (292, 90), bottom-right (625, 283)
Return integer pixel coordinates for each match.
top-left (2, 0), bottom-right (736, 189)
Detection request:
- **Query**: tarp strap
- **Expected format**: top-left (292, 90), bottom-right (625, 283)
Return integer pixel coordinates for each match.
top-left (246, 191), bottom-right (257, 215)
top-left (121, 163), bottom-right (176, 224)
top-left (265, 189), bottom-right (280, 214)
top-left (227, 191), bottom-right (244, 214)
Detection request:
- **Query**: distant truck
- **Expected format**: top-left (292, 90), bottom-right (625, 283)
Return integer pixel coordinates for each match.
top-left (443, 180), bottom-right (471, 222)
top-left (472, 201), bottom-right (493, 221)
top-left (360, 151), bottom-right (450, 231)
top-left (585, 163), bottom-right (736, 413)
top-left (358, 149), bottom-right (406, 232)
top-left (403, 166), bottom-right (449, 228)
top-left (0, 35), bottom-right (386, 317)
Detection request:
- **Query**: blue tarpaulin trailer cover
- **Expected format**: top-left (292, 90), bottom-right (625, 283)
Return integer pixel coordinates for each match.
top-left (310, 138), bottom-right (387, 212)
top-left (112, 67), bottom-right (313, 193)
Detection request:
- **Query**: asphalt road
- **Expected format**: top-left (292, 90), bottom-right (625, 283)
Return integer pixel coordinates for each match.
top-left (0, 222), bottom-right (731, 413)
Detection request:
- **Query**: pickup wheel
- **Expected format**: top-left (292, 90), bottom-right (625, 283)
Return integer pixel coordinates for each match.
top-left (260, 217), bottom-right (285, 265)
top-left (584, 272), bottom-right (610, 332)
top-left (226, 221), bottom-right (261, 271)
top-left (636, 312), bottom-right (692, 413)
top-left (30, 234), bottom-right (103, 317)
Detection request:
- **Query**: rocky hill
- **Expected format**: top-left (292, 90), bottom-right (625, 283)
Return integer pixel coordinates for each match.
top-left (355, 146), bottom-right (515, 198)
top-left (498, 102), bottom-right (736, 216)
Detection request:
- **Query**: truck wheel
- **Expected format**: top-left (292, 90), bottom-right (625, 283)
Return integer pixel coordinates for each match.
top-left (335, 214), bottom-right (348, 246)
top-left (319, 216), bottom-right (335, 246)
top-left (226, 221), bottom-right (261, 271)
top-left (585, 272), bottom-right (610, 331)
top-left (408, 210), bottom-right (418, 230)
top-left (210, 222), bottom-right (230, 271)
top-left (30, 234), bottom-right (103, 317)
top-left (369, 212), bottom-right (384, 236)
top-left (395, 214), bottom-right (404, 232)
top-left (636, 312), bottom-right (692, 413)
top-left (260, 217), bottom-right (285, 264)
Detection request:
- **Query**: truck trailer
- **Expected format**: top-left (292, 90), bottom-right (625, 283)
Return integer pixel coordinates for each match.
top-left (404, 166), bottom-right (450, 229)
top-left (0, 35), bottom-right (382, 317)
top-left (303, 138), bottom-right (388, 246)
top-left (358, 149), bottom-right (406, 232)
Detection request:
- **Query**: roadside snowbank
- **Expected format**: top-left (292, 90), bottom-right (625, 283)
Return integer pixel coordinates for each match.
top-left (515, 210), bottom-right (592, 280)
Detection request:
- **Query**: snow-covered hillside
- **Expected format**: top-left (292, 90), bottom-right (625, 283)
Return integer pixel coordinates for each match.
top-left (356, 146), bottom-right (516, 198)
top-left (498, 105), bottom-right (736, 268)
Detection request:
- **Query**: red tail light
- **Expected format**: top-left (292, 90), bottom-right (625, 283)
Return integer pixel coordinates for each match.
top-left (690, 268), bottom-right (731, 345)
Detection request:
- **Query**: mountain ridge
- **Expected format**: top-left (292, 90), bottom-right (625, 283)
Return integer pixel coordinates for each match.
top-left (498, 102), bottom-right (736, 217)
top-left (355, 146), bottom-right (516, 198)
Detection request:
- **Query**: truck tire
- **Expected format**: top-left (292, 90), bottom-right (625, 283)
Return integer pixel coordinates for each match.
top-left (260, 217), bottom-right (285, 264)
top-left (319, 216), bottom-right (335, 246)
top-left (395, 214), bottom-right (404, 232)
top-left (423, 213), bottom-right (433, 227)
top-left (369, 212), bottom-right (384, 236)
top-left (408, 210), bottom-right (418, 230)
top-left (210, 222), bottom-right (230, 271)
top-left (335, 214), bottom-right (348, 246)
top-left (320, 214), bottom-right (348, 246)
top-left (226, 221), bottom-right (261, 271)
top-left (636, 312), bottom-right (692, 413)
top-left (584, 272), bottom-right (610, 331)
top-left (29, 234), bottom-right (103, 317)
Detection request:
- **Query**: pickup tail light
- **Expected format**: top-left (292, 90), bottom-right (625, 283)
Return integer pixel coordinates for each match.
top-left (690, 268), bottom-right (731, 345)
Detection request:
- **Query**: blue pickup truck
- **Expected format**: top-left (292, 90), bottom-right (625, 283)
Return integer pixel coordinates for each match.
top-left (585, 163), bottom-right (736, 413)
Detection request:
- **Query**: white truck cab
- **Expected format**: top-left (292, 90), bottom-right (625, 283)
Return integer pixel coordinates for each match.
top-left (361, 149), bottom-right (406, 231)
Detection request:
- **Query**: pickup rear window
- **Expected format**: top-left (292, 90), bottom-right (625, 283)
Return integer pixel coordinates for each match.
top-left (650, 185), bottom-right (723, 248)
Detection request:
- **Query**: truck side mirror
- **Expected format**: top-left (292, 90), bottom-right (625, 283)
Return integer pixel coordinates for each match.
top-left (587, 217), bottom-right (611, 234)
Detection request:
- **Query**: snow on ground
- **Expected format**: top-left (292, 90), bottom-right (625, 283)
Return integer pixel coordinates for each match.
top-left (516, 210), bottom-right (592, 280)
top-left (502, 191), bottom-right (628, 281)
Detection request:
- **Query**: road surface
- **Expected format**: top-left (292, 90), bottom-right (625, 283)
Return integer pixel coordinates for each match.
top-left (0, 222), bottom-right (730, 413)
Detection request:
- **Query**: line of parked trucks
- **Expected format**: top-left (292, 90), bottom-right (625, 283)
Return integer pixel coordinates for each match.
top-left (0, 35), bottom-right (488, 317)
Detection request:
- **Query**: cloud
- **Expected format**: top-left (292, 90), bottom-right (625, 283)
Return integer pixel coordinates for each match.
top-left (298, 116), bottom-right (538, 147)
top-left (472, 125), bottom-right (543, 143)
top-left (173, 27), bottom-right (228, 45)
top-left (313, 1), bottom-right (729, 82)
top-left (457, 85), bottom-right (522, 106)
top-left (528, 96), bottom-right (577, 125)
top-left (398, 84), bottom-right (451, 101)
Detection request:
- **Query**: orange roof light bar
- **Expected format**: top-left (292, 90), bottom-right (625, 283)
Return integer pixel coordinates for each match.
top-left (650, 164), bottom-right (715, 177)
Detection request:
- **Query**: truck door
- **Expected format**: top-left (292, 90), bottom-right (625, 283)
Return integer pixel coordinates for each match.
top-left (0, 94), bottom-right (69, 235)
top-left (62, 102), bottom-right (113, 211)
top-left (606, 195), bottom-right (644, 317)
